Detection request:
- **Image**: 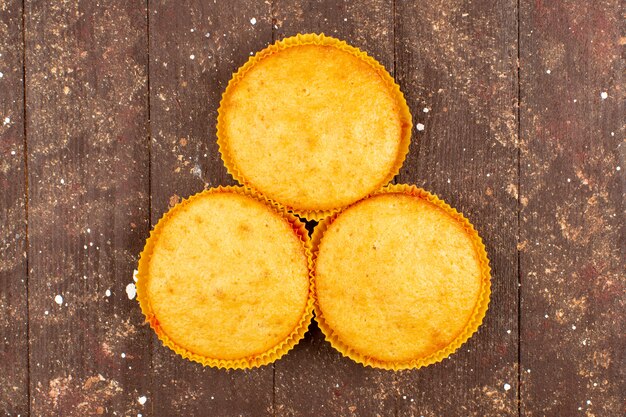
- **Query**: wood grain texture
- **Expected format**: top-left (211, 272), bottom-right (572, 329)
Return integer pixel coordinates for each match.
top-left (24, 1), bottom-right (151, 415)
top-left (519, 1), bottom-right (624, 415)
top-left (147, 1), bottom-right (274, 415)
top-left (271, 2), bottom-right (397, 416)
top-left (394, 1), bottom-right (519, 415)
top-left (3, 0), bottom-right (624, 415)
top-left (0, 1), bottom-right (28, 415)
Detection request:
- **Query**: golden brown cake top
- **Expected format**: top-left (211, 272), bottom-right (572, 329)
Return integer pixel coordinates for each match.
top-left (138, 189), bottom-right (311, 367)
top-left (314, 188), bottom-right (489, 368)
top-left (218, 34), bottom-right (411, 218)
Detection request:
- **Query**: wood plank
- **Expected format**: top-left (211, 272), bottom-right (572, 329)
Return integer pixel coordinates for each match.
top-left (0, 1), bottom-right (29, 414)
top-left (271, 2), bottom-right (397, 416)
top-left (25, 1), bottom-right (152, 415)
top-left (147, 1), bottom-right (275, 415)
top-left (394, 1), bottom-right (520, 415)
top-left (519, 1), bottom-right (624, 415)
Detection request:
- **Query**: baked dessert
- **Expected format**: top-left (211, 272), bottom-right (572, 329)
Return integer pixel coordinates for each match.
top-left (312, 184), bottom-right (490, 369)
top-left (136, 186), bottom-right (313, 368)
top-left (217, 33), bottom-right (412, 220)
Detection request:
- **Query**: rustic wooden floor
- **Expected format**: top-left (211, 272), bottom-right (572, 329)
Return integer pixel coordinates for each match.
top-left (1, 1), bottom-right (623, 416)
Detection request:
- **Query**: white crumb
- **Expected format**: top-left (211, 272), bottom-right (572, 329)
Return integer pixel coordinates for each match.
top-left (126, 283), bottom-right (137, 300)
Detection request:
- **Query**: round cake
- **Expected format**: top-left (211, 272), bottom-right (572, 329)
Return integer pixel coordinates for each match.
top-left (217, 33), bottom-right (412, 220)
top-left (136, 187), bottom-right (313, 369)
top-left (312, 184), bottom-right (490, 369)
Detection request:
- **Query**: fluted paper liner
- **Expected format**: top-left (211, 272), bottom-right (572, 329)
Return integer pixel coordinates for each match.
top-left (136, 186), bottom-right (315, 369)
top-left (311, 184), bottom-right (492, 370)
top-left (216, 33), bottom-right (413, 221)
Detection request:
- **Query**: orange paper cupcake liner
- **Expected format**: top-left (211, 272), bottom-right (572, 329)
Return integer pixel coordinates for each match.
top-left (216, 33), bottom-right (413, 221)
top-left (311, 184), bottom-right (492, 370)
top-left (136, 185), bottom-right (315, 369)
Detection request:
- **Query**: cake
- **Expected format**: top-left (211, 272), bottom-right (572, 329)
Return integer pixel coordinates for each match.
top-left (217, 33), bottom-right (412, 220)
top-left (136, 186), bottom-right (313, 369)
top-left (312, 184), bottom-right (490, 369)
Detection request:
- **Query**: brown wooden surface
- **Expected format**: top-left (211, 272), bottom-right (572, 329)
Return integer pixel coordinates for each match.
top-left (0, 0), bottom-right (623, 416)
top-left (24, 1), bottom-right (151, 415)
top-left (519, 1), bottom-right (624, 415)
top-left (0, 1), bottom-right (28, 415)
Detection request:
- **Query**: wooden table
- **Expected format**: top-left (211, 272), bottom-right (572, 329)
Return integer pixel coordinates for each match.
top-left (1, 1), bottom-right (623, 416)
